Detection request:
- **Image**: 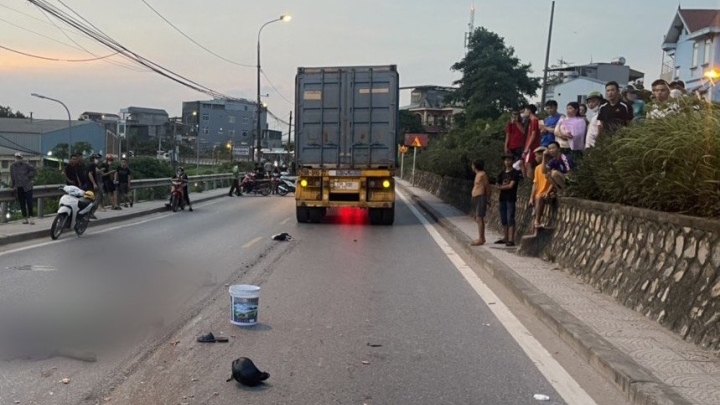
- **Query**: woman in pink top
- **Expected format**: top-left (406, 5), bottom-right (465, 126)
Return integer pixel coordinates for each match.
top-left (554, 102), bottom-right (587, 165)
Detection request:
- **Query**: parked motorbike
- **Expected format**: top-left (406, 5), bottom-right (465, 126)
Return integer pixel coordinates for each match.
top-left (240, 173), bottom-right (271, 197)
top-left (276, 176), bottom-right (297, 197)
top-left (169, 178), bottom-right (187, 212)
top-left (50, 186), bottom-right (95, 240)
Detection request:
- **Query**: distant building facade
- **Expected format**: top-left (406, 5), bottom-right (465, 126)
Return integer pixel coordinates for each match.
top-left (181, 98), bottom-right (267, 153)
top-left (79, 111), bottom-right (121, 155)
top-left (661, 8), bottom-right (720, 102)
top-left (401, 86), bottom-right (463, 136)
top-left (119, 106), bottom-right (169, 141)
top-left (545, 59), bottom-right (645, 108)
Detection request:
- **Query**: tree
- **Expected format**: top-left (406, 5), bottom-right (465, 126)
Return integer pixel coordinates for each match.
top-left (450, 27), bottom-right (541, 121)
top-left (0, 106), bottom-right (26, 118)
top-left (72, 141), bottom-right (93, 155)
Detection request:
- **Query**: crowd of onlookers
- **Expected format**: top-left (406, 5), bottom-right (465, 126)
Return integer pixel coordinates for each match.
top-left (6, 152), bottom-right (134, 225)
top-left (469, 78), bottom-right (689, 247)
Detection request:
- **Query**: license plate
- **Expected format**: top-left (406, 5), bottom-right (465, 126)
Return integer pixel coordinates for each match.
top-left (333, 181), bottom-right (359, 191)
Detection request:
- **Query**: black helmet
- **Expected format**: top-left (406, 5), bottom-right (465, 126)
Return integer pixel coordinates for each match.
top-left (177, 166), bottom-right (184, 172)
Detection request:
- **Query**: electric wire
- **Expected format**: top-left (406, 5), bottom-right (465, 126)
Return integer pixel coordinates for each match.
top-left (0, 43), bottom-right (118, 62)
top-left (138, 0), bottom-right (255, 68)
top-left (261, 69), bottom-right (294, 105)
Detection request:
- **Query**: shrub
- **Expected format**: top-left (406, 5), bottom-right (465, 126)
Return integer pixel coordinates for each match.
top-left (569, 101), bottom-right (720, 217)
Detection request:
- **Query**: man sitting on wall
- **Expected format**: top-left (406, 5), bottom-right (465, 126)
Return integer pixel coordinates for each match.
top-left (528, 146), bottom-right (552, 233)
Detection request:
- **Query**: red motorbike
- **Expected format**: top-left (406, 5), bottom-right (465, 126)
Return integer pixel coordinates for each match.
top-left (169, 178), bottom-right (187, 212)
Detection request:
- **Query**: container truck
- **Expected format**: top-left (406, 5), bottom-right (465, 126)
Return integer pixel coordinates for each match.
top-left (294, 65), bottom-right (399, 225)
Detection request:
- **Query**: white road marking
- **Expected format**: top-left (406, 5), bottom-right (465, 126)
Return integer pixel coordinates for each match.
top-left (242, 237), bottom-right (262, 249)
top-left (0, 197), bottom-right (226, 258)
top-left (397, 190), bottom-right (597, 405)
top-left (280, 217), bottom-right (291, 225)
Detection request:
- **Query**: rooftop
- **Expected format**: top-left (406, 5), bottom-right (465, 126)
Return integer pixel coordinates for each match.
top-left (0, 118), bottom-right (98, 134)
top-left (679, 8), bottom-right (720, 32)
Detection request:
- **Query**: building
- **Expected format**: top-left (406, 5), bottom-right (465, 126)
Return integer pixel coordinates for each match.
top-left (661, 8), bottom-right (720, 102)
top-left (400, 86), bottom-right (463, 136)
top-left (0, 117), bottom-right (105, 183)
top-left (181, 98), bottom-right (267, 155)
top-left (119, 106), bottom-right (169, 141)
top-left (545, 59), bottom-right (645, 108)
top-left (79, 111), bottom-right (122, 155)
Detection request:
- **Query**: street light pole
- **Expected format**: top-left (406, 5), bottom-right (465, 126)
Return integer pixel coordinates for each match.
top-left (256, 14), bottom-right (291, 164)
top-left (31, 93), bottom-right (71, 165)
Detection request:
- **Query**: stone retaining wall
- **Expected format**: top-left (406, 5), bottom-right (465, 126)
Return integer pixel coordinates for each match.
top-left (402, 170), bottom-right (720, 352)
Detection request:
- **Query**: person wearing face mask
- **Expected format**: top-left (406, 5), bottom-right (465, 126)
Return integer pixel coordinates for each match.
top-left (622, 85), bottom-right (645, 122)
top-left (584, 91), bottom-right (604, 149)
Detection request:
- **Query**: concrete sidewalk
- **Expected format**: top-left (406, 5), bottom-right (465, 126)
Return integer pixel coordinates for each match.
top-left (0, 187), bottom-right (232, 246)
top-left (397, 179), bottom-right (719, 405)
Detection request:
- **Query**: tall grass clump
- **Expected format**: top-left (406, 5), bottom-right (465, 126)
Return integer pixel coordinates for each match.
top-left (570, 100), bottom-right (720, 218)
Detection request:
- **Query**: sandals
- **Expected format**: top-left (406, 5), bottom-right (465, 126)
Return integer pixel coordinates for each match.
top-left (197, 332), bottom-right (229, 343)
top-left (494, 239), bottom-right (508, 244)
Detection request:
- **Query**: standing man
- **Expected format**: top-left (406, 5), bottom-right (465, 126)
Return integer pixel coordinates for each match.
top-left (470, 159), bottom-right (491, 247)
top-left (585, 91), bottom-right (604, 149)
top-left (9, 152), bottom-right (36, 225)
top-left (88, 154), bottom-right (105, 212)
top-left (63, 153), bottom-right (82, 187)
top-left (228, 163), bottom-right (241, 197)
top-left (494, 154), bottom-right (522, 247)
top-left (115, 158), bottom-right (133, 208)
top-left (597, 81), bottom-right (633, 135)
top-left (100, 154), bottom-right (120, 210)
top-left (504, 108), bottom-right (526, 162)
top-left (539, 100), bottom-right (561, 147)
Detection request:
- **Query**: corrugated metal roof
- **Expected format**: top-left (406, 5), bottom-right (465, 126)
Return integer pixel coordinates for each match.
top-left (0, 118), bottom-right (96, 134)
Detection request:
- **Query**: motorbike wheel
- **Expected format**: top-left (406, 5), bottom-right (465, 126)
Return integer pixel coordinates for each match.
top-left (171, 195), bottom-right (179, 212)
top-left (276, 186), bottom-right (289, 197)
top-left (50, 213), bottom-right (67, 240)
top-left (75, 216), bottom-right (89, 236)
top-left (261, 187), bottom-right (271, 197)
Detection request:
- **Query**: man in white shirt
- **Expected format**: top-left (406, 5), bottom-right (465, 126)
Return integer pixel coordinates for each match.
top-left (584, 91), bottom-right (603, 149)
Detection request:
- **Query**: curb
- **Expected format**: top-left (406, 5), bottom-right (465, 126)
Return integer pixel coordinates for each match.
top-left (0, 191), bottom-right (229, 246)
top-left (397, 183), bottom-right (692, 405)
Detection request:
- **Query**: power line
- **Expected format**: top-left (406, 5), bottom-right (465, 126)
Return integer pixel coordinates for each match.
top-left (261, 69), bottom-right (294, 105)
top-left (0, 43), bottom-right (119, 62)
top-left (139, 0), bottom-right (255, 68)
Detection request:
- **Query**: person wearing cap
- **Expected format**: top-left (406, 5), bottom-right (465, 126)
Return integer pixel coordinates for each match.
top-left (494, 154), bottom-right (522, 247)
top-left (9, 152), bottom-right (37, 225)
top-left (585, 91), bottom-right (604, 149)
top-left (528, 146), bottom-right (552, 234)
top-left (621, 84), bottom-right (645, 121)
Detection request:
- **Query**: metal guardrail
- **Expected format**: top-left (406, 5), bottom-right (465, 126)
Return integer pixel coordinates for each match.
top-left (0, 173), bottom-right (234, 221)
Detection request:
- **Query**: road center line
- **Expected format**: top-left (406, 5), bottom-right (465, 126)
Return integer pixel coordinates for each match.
top-left (242, 237), bottom-right (263, 249)
top-left (397, 190), bottom-right (597, 405)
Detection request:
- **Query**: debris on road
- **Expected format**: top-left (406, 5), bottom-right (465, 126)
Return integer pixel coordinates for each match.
top-left (533, 394), bottom-right (550, 401)
top-left (170, 340), bottom-right (180, 346)
top-left (367, 343), bottom-right (382, 348)
top-left (59, 378), bottom-right (70, 384)
top-left (226, 357), bottom-right (270, 387)
top-left (361, 360), bottom-right (370, 365)
top-left (196, 332), bottom-right (229, 343)
top-left (271, 232), bottom-right (292, 241)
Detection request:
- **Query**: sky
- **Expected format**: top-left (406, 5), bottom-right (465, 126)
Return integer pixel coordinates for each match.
top-left (1, 0), bottom-right (719, 133)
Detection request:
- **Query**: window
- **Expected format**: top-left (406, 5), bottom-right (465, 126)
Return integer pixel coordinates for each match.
top-left (229, 129), bottom-right (235, 136)
top-left (228, 116), bottom-right (235, 124)
top-left (202, 113), bottom-right (209, 121)
top-left (704, 38), bottom-right (712, 64)
top-left (244, 106), bottom-right (248, 111)
top-left (243, 117), bottom-right (249, 124)
top-left (242, 131), bottom-right (248, 138)
top-left (692, 42), bottom-right (700, 67)
top-left (202, 127), bottom-right (209, 135)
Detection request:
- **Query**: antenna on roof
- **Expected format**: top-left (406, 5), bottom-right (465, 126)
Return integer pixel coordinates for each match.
top-left (464, 3), bottom-right (475, 53)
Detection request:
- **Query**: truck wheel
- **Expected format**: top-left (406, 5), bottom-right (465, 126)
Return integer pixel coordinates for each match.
top-left (381, 207), bottom-right (395, 225)
top-left (296, 207), bottom-right (309, 223)
top-left (309, 208), bottom-right (323, 223)
top-left (368, 208), bottom-right (383, 225)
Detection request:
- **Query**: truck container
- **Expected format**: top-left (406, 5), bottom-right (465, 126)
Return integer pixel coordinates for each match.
top-left (294, 65), bottom-right (399, 225)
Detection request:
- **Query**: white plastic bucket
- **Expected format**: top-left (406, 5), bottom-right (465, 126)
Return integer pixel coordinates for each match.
top-left (229, 284), bottom-right (260, 326)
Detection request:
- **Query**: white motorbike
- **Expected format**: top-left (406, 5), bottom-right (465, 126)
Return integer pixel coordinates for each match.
top-left (50, 186), bottom-right (96, 240)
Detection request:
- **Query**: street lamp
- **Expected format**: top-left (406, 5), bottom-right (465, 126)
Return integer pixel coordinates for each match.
top-left (31, 93), bottom-right (71, 166)
top-left (256, 14), bottom-right (291, 164)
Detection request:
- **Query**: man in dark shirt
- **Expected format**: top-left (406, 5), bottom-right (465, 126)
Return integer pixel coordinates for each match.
top-left (100, 154), bottom-right (120, 210)
top-left (115, 158), bottom-right (133, 208)
top-left (64, 152), bottom-right (89, 189)
top-left (494, 154), bottom-right (523, 247)
top-left (597, 81), bottom-right (633, 136)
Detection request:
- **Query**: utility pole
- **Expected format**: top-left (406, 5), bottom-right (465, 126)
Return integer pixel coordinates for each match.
top-left (287, 110), bottom-right (292, 161)
top-left (540, 1), bottom-right (555, 106)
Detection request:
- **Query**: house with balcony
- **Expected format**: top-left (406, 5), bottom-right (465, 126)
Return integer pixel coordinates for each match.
top-left (661, 8), bottom-right (720, 102)
top-left (545, 59), bottom-right (644, 108)
top-left (400, 86), bottom-right (463, 136)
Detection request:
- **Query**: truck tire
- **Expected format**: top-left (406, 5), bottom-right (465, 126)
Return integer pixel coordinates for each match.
top-left (381, 206), bottom-right (395, 225)
top-left (309, 208), bottom-right (323, 223)
top-left (296, 207), bottom-right (309, 223)
top-left (368, 208), bottom-right (383, 225)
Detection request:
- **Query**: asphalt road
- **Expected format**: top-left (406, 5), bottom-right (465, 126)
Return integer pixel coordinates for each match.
top-left (0, 190), bottom-right (630, 405)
